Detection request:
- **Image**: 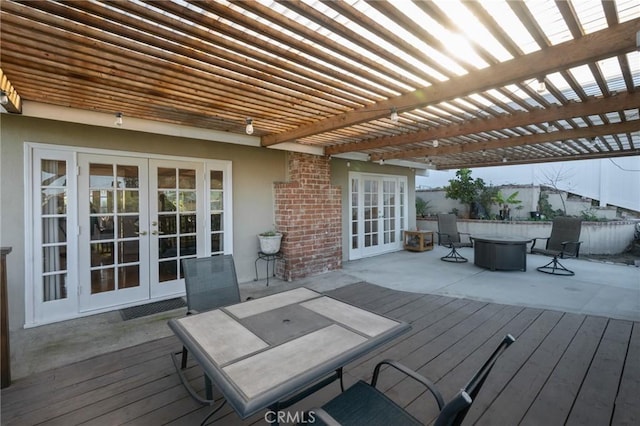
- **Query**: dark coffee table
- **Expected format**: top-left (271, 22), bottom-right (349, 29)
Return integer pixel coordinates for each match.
top-left (472, 235), bottom-right (532, 271)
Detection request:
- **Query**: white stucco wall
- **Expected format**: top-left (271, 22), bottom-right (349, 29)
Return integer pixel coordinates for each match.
top-left (417, 218), bottom-right (636, 255)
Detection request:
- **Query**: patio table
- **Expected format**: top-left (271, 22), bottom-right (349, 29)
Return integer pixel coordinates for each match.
top-left (168, 287), bottom-right (410, 421)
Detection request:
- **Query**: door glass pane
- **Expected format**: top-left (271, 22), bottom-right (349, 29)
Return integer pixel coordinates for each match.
top-left (43, 246), bottom-right (67, 272)
top-left (157, 167), bottom-right (176, 188)
top-left (42, 188), bottom-right (67, 215)
top-left (383, 180), bottom-right (396, 244)
top-left (157, 167), bottom-right (198, 282)
top-left (179, 191), bottom-right (197, 211)
top-left (180, 236), bottom-right (197, 256)
top-left (351, 178), bottom-right (359, 250)
top-left (159, 260), bottom-right (177, 282)
top-left (42, 160), bottom-right (66, 185)
top-left (89, 164), bottom-right (114, 188)
top-left (179, 169), bottom-right (196, 189)
top-left (91, 269), bottom-right (115, 293)
top-left (42, 218), bottom-right (67, 243)
top-left (119, 265), bottom-right (140, 288)
top-left (118, 216), bottom-right (139, 238)
top-left (91, 242), bottom-right (114, 267)
top-left (89, 162), bottom-right (141, 294)
top-left (181, 214), bottom-right (197, 233)
top-left (117, 165), bottom-right (139, 188)
top-left (117, 189), bottom-right (139, 212)
top-left (210, 170), bottom-right (224, 255)
top-left (159, 237), bottom-right (177, 259)
top-left (119, 241), bottom-right (139, 263)
top-left (363, 179), bottom-right (379, 248)
top-left (158, 191), bottom-right (177, 212)
top-left (41, 159), bottom-right (68, 302)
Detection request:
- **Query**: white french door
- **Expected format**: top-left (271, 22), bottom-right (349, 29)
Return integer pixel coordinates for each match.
top-left (78, 155), bottom-right (151, 311)
top-left (148, 159), bottom-right (205, 299)
top-left (349, 173), bottom-right (407, 260)
top-left (78, 156), bottom-right (210, 311)
top-left (28, 145), bottom-right (233, 325)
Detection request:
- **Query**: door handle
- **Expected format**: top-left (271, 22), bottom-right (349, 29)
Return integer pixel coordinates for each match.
top-left (151, 230), bottom-right (164, 235)
top-left (135, 231), bottom-right (148, 236)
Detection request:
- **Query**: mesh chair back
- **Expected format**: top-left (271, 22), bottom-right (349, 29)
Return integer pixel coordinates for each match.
top-left (182, 255), bottom-right (241, 313)
top-left (437, 214), bottom-right (461, 244)
top-left (546, 217), bottom-right (582, 255)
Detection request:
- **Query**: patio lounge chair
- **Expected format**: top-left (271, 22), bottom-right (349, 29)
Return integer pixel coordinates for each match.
top-left (436, 214), bottom-right (473, 263)
top-left (530, 216), bottom-right (583, 276)
top-left (311, 334), bottom-right (516, 426)
top-left (171, 254), bottom-right (241, 404)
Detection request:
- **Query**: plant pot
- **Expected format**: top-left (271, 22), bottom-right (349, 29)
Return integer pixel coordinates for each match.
top-left (258, 233), bottom-right (282, 254)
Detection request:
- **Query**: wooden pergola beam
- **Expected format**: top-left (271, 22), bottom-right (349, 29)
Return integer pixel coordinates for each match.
top-left (326, 92), bottom-right (640, 155)
top-left (0, 68), bottom-right (21, 114)
top-left (371, 120), bottom-right (640, 161)
top-left (441, 149), bottom-right (640, 170)
top-left (262, 18), bottom-right (640, 147)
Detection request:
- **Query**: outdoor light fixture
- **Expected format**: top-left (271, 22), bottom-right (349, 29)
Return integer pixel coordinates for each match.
top-left (432, 140), bottom-right (439, 148)
top-left (537, 78), bottom-right (546, 93)
top-left (115, 112), bottom-right (123, 126)
top-left (245, 118), bottom-right (254, 135)
top-left (378, 159), bottom-right (385, 165)
top-left (0, 90), bottom-right (8, 106)
top-left (390, 107), bottom-right (398, 123)
top-left (482, 149), bottom-right (486, 156)
top-left (502, 157), bottom-right (508, 163)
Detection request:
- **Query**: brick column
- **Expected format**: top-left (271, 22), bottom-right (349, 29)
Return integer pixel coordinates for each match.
top-left (274, 153), bottom-right (342, 280)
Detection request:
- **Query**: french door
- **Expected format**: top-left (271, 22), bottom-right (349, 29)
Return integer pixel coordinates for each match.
top-left (28, 145), bottom-right (232, 325)
top-left (349, 173), bottom-right (407, 260)
top-left (78, 155), bottom-right (208, 311)
top-left (78, 155), bottom-right (150, 311)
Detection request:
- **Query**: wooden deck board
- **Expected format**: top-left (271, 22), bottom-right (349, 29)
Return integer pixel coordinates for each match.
top-left (1, 282), bottom-right (637, 426)
top-left (566, 319), bottom-right (633, 426)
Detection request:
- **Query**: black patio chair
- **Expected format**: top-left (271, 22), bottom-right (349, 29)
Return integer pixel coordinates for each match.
top-left (436, 214), bottom-right (473, 263)
top-left (310, 334), bottom-right (516, 426)
top-left (531, 216), bottom-right (583, 276)
top-left (171, 254), bottom-right (241, 404)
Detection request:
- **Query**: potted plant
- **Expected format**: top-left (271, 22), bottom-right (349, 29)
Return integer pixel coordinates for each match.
top-left (493, 190), bottom-right (522, 220)
top-left (258, 229), bottom-right (282, 254)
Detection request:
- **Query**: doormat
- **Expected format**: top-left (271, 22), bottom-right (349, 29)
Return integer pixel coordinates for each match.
top-left (120, 297), bottom-right (186, 321)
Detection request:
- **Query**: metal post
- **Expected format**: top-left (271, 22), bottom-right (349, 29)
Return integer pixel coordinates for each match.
top-left (1, 247), bottom-right (12, 388)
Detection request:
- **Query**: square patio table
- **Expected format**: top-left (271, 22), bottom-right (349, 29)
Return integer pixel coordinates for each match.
top-left (168, 287), bottom-right (410, 420)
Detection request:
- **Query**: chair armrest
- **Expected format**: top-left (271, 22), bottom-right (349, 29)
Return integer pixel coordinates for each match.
top-left (530, 237), bottom-right (549, 252)
top-left (371, 359), bottom-right (445, 410)
top-left (308, 408), bottom-right (342, 426)
top-left (560, 240), bottom-right (583, 258)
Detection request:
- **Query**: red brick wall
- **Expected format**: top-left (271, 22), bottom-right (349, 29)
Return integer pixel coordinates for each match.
top-left (274, 153), bottom-right (342, 280)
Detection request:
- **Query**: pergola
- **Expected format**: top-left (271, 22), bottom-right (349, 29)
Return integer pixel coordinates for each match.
top-left (1, 0), bottom-right (639, 170)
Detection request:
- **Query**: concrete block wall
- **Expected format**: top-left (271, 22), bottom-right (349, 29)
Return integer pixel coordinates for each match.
top-left (274, 153), bottom-right (342, 280)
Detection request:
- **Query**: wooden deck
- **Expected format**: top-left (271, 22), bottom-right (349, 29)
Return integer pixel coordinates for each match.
top-left (2, 282), bottom-right (638, 425)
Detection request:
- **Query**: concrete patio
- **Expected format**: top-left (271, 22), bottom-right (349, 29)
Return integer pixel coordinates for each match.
top-left (6, 246), bottom-right (639, 382)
